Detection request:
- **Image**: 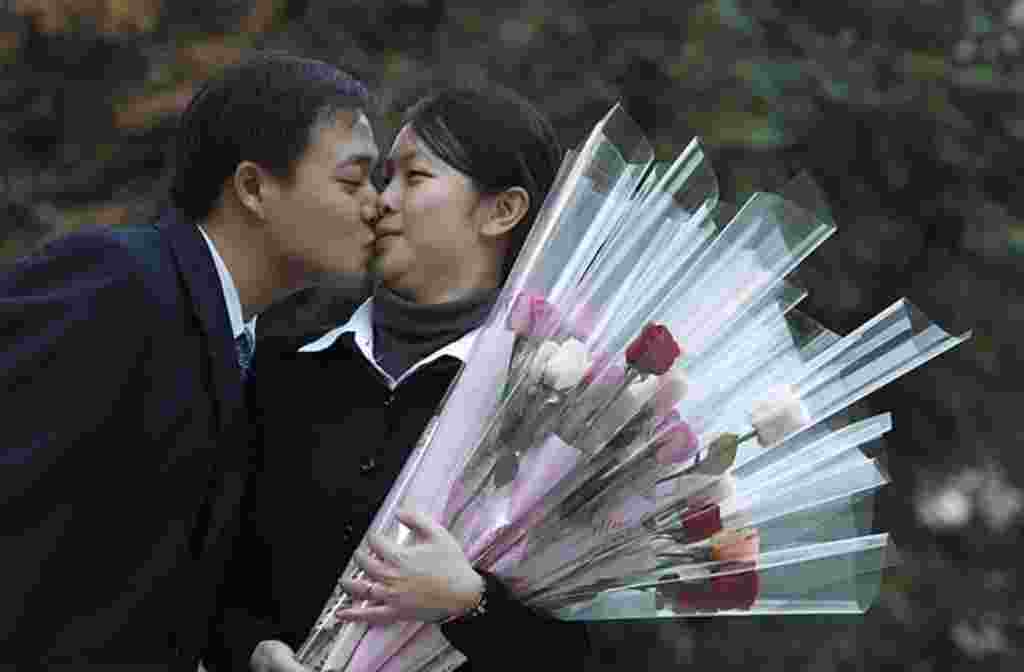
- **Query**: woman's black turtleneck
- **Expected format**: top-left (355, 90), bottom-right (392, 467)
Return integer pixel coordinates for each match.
top-left (371, 285), bottom-right (500, 379)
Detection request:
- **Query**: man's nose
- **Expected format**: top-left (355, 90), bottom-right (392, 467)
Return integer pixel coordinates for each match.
top-left (361, 200), bottom-right (380, 226)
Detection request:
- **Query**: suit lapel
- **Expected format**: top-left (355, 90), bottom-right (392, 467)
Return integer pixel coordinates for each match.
top-left (158, 210), bottom-right (244, 435)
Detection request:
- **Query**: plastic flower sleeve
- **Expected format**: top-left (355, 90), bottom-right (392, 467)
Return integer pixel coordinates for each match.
top-left (511, 418), bottom-right (890, 599)
top-left (708, 299), bottom-right (971, 467)
top-left (561, 138), bottom-right (719, 345)
top-left (548, 534), bottom-right (894, 619)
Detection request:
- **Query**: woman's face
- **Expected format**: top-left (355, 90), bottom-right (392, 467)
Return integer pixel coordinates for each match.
top-left (374, 124), bottom-right (492, 304)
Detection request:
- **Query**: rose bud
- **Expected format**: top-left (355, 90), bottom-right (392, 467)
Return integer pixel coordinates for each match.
top-left (749, 384), bottom-right (811, 446)
top-left (707, 569), bottom-right (759, 610)
top-left (527, 340), bottom-right (561, 383)
top-left (541, 337), bottom-right (592, 390)
top-left (507, 292), bottom-right (561, 339)
top-left (711, 527), bottom-right (760, 563)
top-left (680, 503), bottom-right (722, 541)
top-left (625, 323), bottom-right (682, 375)
top-left (654, 419), bottom-right (700, 466)
top-left (654, 409), bottom-right (682, 434)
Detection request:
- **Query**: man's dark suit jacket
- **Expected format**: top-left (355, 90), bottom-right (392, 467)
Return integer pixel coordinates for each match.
top-left (0, 213), bottom-right (251, 670)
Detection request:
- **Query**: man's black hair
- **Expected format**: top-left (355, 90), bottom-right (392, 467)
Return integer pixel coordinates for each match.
top-left (170, 52), bottom-right (370, 221)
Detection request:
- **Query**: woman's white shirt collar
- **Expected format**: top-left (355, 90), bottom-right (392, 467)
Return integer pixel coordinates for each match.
top-left (299, 298), bottom-right (478, 390)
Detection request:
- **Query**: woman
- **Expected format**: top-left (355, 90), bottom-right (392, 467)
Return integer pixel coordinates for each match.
top-left (207, 86), bottom-right (590, 672)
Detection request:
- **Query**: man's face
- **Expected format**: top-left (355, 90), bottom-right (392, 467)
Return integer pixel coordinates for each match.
top-left (262, 109), bottom-right (380, 283)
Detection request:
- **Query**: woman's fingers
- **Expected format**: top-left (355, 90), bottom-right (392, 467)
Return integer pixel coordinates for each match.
top-left (353, 547), bottom-right (399, 582)
top-left (335, 604), bottom-right (403, 626)
top-left (366, 532), bottom-right (407, 567)
top-left (395, 508), bottom-right (443, 541)
top-left (339, 577), bottom-right (394, 604)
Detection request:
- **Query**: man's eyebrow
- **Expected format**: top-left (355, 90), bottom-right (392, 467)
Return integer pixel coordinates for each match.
top-left (337, 151), bottom-right (380, 168)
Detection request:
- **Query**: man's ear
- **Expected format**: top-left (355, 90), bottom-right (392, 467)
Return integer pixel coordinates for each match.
top-left (480, 187), bottom-right (530, 239)
top-left (231, 161), bottom-right (275, 221)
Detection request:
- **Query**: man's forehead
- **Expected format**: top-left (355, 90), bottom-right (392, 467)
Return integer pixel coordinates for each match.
top-left (329, 110), bottom-right (378, 161)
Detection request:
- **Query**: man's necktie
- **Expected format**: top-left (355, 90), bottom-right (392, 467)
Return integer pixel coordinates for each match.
top-left (235, 330), bottom-right (255, 381)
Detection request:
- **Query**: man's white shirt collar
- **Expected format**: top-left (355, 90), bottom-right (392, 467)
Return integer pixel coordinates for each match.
top-left (299, 298), bottom-right (477, 390)
top-left (197, 225), bottom-right (257, 341)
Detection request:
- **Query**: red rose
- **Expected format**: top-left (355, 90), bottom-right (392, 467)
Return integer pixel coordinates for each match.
top-left (708, 569), bottom-right (759, 610)
top-left (625, 323), bottom-right (681, 375)
top-left (680, 503), bottom-right (721, 541)
top-left (670, 568), bottom-right (760, 611)
top-left (506, 292), bottom-right (561, 339)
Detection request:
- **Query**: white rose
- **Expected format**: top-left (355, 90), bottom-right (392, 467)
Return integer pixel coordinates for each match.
top-left (527, 340), bottom-right (561, 383)
top-left (749, 384), bottom-right (811, 446)
top-left (541, 338), bottom-right (592, 390)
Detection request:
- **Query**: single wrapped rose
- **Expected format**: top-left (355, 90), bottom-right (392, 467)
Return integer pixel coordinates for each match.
top-left (625, 323), bottom-right (682, 375)
top-left (507, 292), bottom-right (561, 339)
top-left (653, 419), bottom-right (699, 466)
top-left (541, 338), bottom-right (592, 390)
top-left (672, 569), bottom-right (760, 611)
top-left (749, 384), bottom-right (811, 446)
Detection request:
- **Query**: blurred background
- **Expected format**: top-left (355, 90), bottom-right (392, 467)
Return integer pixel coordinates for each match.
top-left (1, 0), bottom-right (1021, 669)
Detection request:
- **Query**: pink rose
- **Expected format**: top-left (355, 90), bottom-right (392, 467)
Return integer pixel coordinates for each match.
top-left (506, 292), bottom-right (561, 339)
top-left (653, 420), bottom-right (699, 465)
top-left (581, 352), bottom-right (626, 388)
top-left (654, 409), bottom-right (682, 434)
top-left (625, 323), bottom-right (682, 375)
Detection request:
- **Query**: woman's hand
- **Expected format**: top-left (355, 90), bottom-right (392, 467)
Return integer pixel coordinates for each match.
top-left (337, 509), bottom-right (484, 626)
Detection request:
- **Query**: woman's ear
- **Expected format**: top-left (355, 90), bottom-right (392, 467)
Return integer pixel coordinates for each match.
top-left (480, 187), bottom-right (530, 238)
top-left (231, 161), bottom-right (275, 221)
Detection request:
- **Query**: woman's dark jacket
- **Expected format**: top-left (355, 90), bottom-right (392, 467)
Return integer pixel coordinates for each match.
top-left (204, 327), bottom-right (590, 671)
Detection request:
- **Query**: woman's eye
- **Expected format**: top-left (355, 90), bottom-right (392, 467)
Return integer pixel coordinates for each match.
top-left (407, 170), bottom-right (432, 181)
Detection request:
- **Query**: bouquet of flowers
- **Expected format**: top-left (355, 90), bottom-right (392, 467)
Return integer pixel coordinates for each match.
top-left (295, 104), bottom-right (971, 671)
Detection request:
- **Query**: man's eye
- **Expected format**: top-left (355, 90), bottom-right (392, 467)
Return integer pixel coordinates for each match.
top-left (408, 170), bottom-right (432, 180)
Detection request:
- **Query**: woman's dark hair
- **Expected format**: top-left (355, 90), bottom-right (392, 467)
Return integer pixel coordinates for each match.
top-left (170, 52), bottom-right (370, 221)
top-left (402, 85), bottom-right (562, 279)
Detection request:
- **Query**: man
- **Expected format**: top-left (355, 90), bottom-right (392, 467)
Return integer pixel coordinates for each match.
top-left (0, 52), bottom-right (379, 670)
